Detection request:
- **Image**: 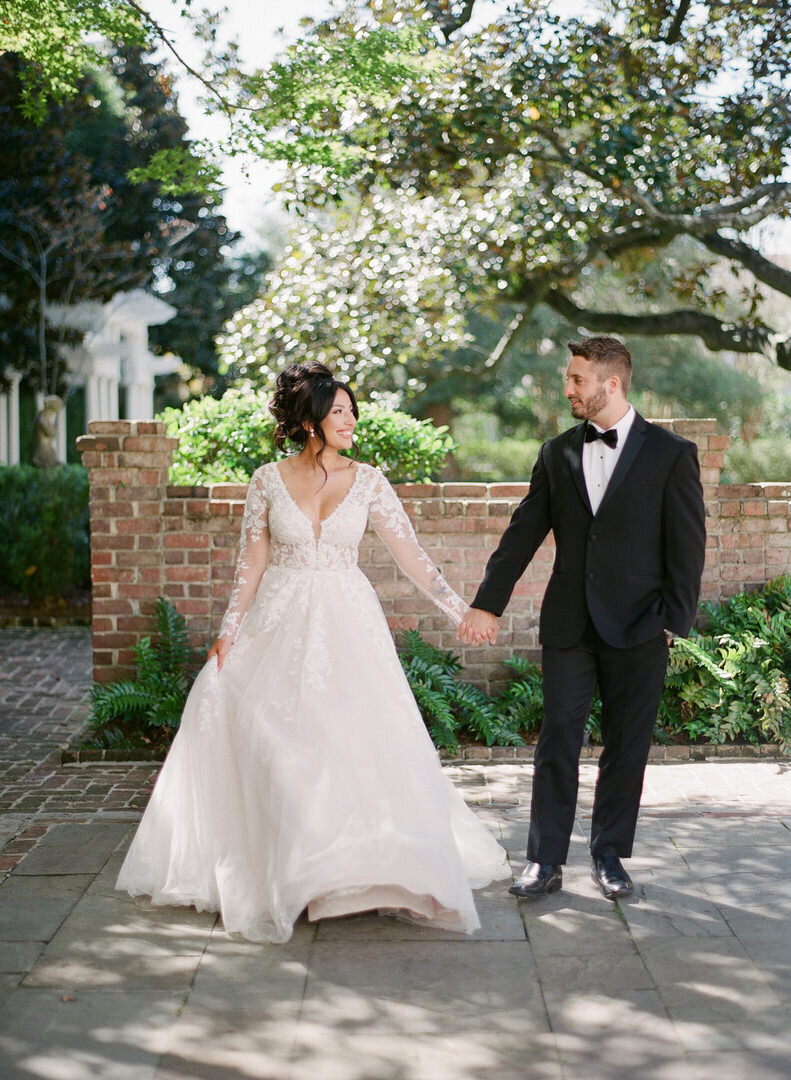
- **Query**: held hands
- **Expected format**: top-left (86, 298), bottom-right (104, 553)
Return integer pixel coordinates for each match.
top-left (457, 608), bottom-right (499, 647)
top-left (206, 636), bottom-right (233, 671)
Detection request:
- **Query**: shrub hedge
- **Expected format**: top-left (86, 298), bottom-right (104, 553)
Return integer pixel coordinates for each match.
top-left (159, 389), bottom-right (454, 484)
top-left (0, 464), bottom-right (90, 600)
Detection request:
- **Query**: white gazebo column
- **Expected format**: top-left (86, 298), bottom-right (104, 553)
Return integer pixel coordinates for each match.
top-left (86, 374), bottom-right (101, 425)
top-left (0, 372), bottom-right (21, 465)
top-left (0, 390), bottom-right (7, 465)
top-left (127, 380), bottom-right (153, 419)
top-left (56, 408), bottom-right (67, 463)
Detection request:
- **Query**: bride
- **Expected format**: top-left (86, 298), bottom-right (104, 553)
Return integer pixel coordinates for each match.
top-left (116, 361), bottom-right (509, 942)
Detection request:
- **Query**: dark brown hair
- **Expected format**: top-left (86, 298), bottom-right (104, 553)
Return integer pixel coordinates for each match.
top-left (268, 362), bottom-right (359, 482)
top-left (567, 336), bottom-right (632, 394)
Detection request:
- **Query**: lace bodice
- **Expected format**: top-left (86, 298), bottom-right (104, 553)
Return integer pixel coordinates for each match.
top-left (218, 461), bottom-right (467, 641)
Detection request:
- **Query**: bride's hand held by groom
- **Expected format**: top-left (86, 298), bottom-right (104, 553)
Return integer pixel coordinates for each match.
top-left (457, 608), bottom-right (499, 647)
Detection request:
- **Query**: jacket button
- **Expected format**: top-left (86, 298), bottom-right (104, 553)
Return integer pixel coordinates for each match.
top-left (589, 533), bottom-right (597, 542)
top-left (587, 571), bottom-right (595, 580)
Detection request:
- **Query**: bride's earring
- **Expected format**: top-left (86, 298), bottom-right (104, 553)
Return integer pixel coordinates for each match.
top-left (308, 428), bottom-right (315, 437)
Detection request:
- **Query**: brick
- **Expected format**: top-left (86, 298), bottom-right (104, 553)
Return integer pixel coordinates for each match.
top-left (117, 616), bottom-right (155, 632)
top-left (166, 566), bottom-right (211, 583)
top-left (95, 599), bottom-right (134, 616)
top-left (185, 549), bottom-right (210, 565)
top-left (488, 483), bottom-right (530, 498)
top-left (92, 568), bottom-right (135, 584)
top-left (700, 452), bottom-right (726, 469)
top-left (439, 484), bottom-right (488, 497)
top-left (167, 485), bottom-right (210, 497)
top-left (719, 501), bottom-right (741, 517)
top-left (174, 599), bottom-right (210, 615)
top-left (393, 483), bottom-right (440, 497)
top-left (185, 500), bottom-right (211, 516)
top-left (92, 632), bottom-right (138, 649)
top-left (116, 518), bottom-right (160, 535)
top-left (209, 502), bottom-right (231, 516)
top-left (164, 533), bottom-right (211, 549)
top-left (134, 421), bottom-right (167, 435)
top-left (742, 500), bottom-right (768, 516)
top-left (708, 435), bottom-right (731, 451)
top-left (123, 436), bottom-right (178, 453)
top-left (88, 420), bottom-right (133, 435)
top-left (116, 551), bottom-right (161, 568)
top-left (208, 484), bottom-right (249, 500)
top-left (768, 500), bottom-right (791, 517)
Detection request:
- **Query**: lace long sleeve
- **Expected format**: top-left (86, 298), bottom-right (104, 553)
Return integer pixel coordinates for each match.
top-left (218, 468), bottom-right (270, 642)
top-left (367, 469), bottom-right (468, 625)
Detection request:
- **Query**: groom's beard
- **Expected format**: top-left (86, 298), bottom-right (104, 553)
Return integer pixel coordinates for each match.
top-left (568, 384), bottom-right (609, 421)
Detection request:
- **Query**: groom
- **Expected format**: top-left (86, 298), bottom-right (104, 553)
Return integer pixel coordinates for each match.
top-left (458, 336), bottom-right (706, 900)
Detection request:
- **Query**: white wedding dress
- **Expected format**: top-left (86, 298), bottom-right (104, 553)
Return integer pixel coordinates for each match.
top-left (116, 461), bottom-right (509, 942)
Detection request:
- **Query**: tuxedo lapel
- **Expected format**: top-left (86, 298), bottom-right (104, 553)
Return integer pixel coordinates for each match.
top-left (596, 413), bottom-right (649, 514)
top-left (562, 423), bottom-right (591, 514)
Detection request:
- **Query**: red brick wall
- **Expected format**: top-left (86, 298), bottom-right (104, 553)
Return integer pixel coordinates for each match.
top-left (77, 420), bottom-right (791, 692)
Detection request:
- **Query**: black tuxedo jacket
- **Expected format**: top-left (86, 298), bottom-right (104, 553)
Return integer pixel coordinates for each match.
top-left (472, 414), bottom-right (707, 648)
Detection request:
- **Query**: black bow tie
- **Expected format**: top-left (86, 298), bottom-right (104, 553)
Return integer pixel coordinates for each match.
top-left (585, 424), bottom-right (618, 449)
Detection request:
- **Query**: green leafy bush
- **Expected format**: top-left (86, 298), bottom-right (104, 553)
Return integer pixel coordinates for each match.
top-left (397, 630), bottom-right (526, 752)
top-left (86, 599), bottom-right (199, 752)
top-left (452, 437), bottom-right (542, 482)
top-left (159, 389), bottom-right (454, 484)
top-left (722, 437), bottom-right (791, 484)
top-left (0, 464), bottom-right (89, 599)
top-left (658, 576), bottom-right (791, 751)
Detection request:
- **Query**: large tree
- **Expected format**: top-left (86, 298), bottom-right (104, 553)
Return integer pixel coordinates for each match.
top-left (5, 0), bottom-right (791, 391)
top-left (220, 0), bottom-right (791, 380)
top-left (0, 45), bottom-right (265, 393)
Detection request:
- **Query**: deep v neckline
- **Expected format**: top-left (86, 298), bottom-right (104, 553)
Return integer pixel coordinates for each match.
top-left (273, 461), bottom-right (361, 538)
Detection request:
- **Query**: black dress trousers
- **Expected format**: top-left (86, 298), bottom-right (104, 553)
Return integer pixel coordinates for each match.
top-left (526, 621), bottom-right (669, 866)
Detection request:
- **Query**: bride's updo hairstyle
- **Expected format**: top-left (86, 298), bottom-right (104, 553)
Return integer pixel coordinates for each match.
top-left (269, 362), bottom-right (359, 480)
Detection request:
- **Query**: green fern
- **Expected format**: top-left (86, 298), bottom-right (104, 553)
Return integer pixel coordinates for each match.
top-left (398, 632), bottom-right (527, 751)
top-left (85, 599), bottom-right (198, 752)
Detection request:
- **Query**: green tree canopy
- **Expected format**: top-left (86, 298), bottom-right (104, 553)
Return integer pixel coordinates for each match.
top-left (5, 0), bottom-right (791, 391)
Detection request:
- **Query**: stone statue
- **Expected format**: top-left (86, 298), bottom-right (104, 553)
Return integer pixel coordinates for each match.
top-left (32, 395), bottom-right (63, 468)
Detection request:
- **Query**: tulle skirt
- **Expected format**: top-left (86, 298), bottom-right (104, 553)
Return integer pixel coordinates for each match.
top-left (116, 566), bottom-right (510, 942)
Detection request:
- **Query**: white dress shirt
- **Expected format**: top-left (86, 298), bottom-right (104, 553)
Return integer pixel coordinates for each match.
top-left (582, 405), bottom-right (635, 515)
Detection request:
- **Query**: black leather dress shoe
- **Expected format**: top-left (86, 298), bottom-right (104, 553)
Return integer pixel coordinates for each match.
top-left (591, 854), bottom-right (633, 900)
top-left (509, 862), bottom-right (562, 898)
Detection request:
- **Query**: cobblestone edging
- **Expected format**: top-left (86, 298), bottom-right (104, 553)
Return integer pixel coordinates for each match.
top-left (59, 741), bottom-right (789, 765)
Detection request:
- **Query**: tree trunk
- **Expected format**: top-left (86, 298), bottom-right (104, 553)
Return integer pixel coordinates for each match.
top-left (421, 400), bottom-right (458, 480)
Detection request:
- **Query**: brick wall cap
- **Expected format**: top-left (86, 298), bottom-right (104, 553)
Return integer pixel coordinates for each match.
top-left (488, 483), bottom-right (530, 497)
top-left (439, 483), bottom-right (489, 498)
top-left (393, 483), bottom-right (441, 497)
top-left (719, 483), bottom-right (767, 498)
top-left (208, 483), bottom-right (249, 499)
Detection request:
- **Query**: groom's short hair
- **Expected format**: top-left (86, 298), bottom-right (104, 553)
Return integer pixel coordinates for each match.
top-left (567, 336), bottom-right (632, 394)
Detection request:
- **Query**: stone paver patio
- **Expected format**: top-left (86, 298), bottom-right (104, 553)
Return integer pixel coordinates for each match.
top-left (0, 627), bottom-right (790, 1079)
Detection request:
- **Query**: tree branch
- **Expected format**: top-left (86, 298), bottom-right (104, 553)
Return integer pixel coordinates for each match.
top-left (482, 283), bottom-right (549, 371)
top-left (700, 232), bottom-right (791, 298)
top-left (544, 287), bottom-right (775, 358)
top-left (422, 0), bottom-right (477, 41)
top-left (121, 0), bottom-right (234, 119)
top-left (664, 0), bottom-right (693, 44)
